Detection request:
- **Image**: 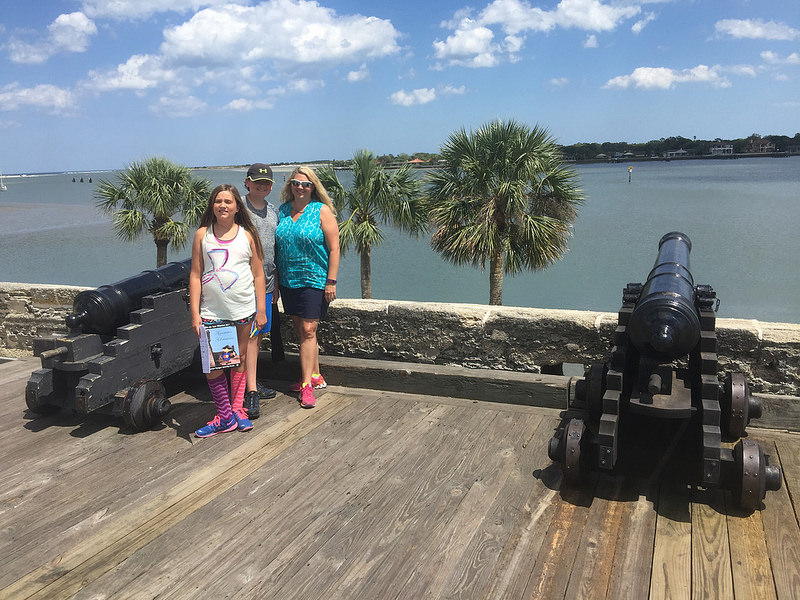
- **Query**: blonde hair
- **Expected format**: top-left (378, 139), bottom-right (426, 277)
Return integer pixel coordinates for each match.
top-left (280, 166), bottom-right (336, 216)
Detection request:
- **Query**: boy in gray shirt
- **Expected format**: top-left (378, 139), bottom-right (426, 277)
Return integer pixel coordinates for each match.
top-left (243, 163), bottom-right (279, 419)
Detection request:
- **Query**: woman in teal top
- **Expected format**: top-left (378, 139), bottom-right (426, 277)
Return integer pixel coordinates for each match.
top-left (275, 166), bottom-right (340, 409)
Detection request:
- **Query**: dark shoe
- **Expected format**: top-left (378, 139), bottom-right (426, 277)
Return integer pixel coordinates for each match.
top-left (243, 390), bottom-right (260, 420)
top-left (257, 381), bottom-right (277, 399)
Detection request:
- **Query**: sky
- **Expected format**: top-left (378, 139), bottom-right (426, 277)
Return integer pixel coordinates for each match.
top-left (0, 0), bottom-right (798, 174)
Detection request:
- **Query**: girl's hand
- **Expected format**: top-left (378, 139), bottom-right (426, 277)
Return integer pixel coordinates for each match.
top-left (254, 310), bottom-right (268, 331)
top-left (191, 315), bottom-right (203, 337)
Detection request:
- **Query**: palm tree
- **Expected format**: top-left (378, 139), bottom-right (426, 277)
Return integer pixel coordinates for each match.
top-left (427, 119), bottom-right (584, 305)
top-left (317, 150), bottom-right (427, 298)
top-left (95, 157), bottom-right (211, 267)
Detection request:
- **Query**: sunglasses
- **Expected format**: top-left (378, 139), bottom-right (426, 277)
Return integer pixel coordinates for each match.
top-left (290, 179), bottom-right (313, 189)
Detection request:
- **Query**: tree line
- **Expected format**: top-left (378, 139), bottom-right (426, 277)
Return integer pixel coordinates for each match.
top-left (368, 132), bottom-right (800, 165)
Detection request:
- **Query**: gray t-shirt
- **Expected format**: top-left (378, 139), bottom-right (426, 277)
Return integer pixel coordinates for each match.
top-left (245, 196), bottom-right (278, 294)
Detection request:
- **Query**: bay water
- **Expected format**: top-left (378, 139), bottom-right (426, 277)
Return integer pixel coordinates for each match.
top-left (1, 157), bottom-right (798, 323)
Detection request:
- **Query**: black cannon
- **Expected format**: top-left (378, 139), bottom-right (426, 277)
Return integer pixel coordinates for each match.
top-left (548, 232), bottom-right (782, 510)
top-left (26, 259), bottom-right (199, 430)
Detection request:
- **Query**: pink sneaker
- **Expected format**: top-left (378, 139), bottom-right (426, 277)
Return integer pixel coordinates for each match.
top-left (289, 375), bottom-right (327, 392)
top-left (300, 384), bottom-right (317, 409)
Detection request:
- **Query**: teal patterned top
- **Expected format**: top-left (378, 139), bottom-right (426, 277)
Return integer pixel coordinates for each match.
top-left (275, 201), bottom-right (329, 289)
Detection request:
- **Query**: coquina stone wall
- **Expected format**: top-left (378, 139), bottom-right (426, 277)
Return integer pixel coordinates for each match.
top-left (2, 283), bottom-right (799, 396)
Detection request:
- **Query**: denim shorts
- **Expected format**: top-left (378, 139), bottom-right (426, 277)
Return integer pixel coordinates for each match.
top-left (279, 286), bottom-right (328, 320)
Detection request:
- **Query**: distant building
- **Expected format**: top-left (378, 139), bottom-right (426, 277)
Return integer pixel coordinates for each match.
top-left (745, 138), bottom-right (776, 153)
top-left (665, 149), bottom-right (688, 158)
top-left (711, 143), bottom-right (734, 155)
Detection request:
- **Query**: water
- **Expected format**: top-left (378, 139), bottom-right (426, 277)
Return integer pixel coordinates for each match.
top-left (1, 158), bottom-right (798, 323)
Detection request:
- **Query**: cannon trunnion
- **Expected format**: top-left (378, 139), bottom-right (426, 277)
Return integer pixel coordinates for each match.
top-left (26, 259), bottom-right (198, 430)
top-left (548, 232), bottom-right (782, 510)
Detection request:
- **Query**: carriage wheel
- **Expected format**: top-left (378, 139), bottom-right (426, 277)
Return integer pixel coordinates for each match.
top-left (722, 373), bottom-right (762, 438)
top-left (732, 439), bottom-right (782, 511)
top-left (563, 418), bottom-right (588, 485)
top-left (122, 379), bottom-right (170, 431)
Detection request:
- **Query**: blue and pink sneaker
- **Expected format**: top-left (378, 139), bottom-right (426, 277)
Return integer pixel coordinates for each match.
top-left (194, 414), bottom-right (238, 438)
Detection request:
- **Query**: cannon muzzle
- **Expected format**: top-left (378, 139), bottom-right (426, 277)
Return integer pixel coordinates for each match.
top-left (67, 258), bottom-right (192, 335)
top-left (627, 232), bottom-right (701, 362)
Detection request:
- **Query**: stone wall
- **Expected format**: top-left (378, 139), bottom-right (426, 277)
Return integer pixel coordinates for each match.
top-left (2, 283), bottom-right (799, 396)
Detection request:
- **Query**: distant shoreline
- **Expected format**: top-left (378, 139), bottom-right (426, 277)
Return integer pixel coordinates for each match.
top-left (4, 154), bottom-right (794, 179)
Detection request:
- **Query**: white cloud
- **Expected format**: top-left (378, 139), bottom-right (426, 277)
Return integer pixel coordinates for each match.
top-left (161, 1), bottom-right (401, 67)
top-left (86, 54), bottom-right (172, 91)
top-left (7, 12), bottom-right (97, 64)
top-left (761, 51), bottom-right (800, 65)
top-left (80, 0), bottom-right (228, 20)
top-left (715, 19), bottom-right (799, 41)
top-left (552, 0), bottom-right (640, 32)
top-left (80, 0), bottom-right (399, 112)
top-left (435, 0), bottom-right (640, 68)
top-left (0, 83), bottom-right (76, 113)
top-left (223, 98), bottom-right (276, 111)
top-left (583, 34), bottom-right (597, 48)
top-left (149, 94), bottom-right (208, 117)
top-left (441, 84), bottom-right (466, 95)
top-left (433, 20), bottom-right (499, 68)
top-left (604, 65), bottom-right (731, 90)
top-left (347, 64), bottom-right (370, 82)
top-left (550, 77), bottom-right (569, 87)
top-left (390, 88), bottom-right (437, 106)
top-left (631, 12), bottom-right (656, 35)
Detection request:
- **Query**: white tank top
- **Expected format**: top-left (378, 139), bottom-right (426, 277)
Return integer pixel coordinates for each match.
top-left (199, 224), bottom-right (255, 321)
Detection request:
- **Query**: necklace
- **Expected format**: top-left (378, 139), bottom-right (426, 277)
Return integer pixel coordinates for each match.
top-left (291, 205), bottom-right (304, 214)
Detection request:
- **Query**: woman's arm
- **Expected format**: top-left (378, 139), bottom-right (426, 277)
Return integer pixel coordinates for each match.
top-left (189, 228), bottom-right (206, 337)
top-left (320, 204), bottom-right (340, 300)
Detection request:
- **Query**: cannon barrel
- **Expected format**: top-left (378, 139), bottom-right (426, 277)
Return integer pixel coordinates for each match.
top-left (66, 258), bottom-right (192, 335)
top-left (627, 231), bottom-right (701, 362)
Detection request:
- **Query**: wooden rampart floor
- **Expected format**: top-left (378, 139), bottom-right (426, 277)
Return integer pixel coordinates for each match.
top-left (1, 357), bottom-right (798, 599)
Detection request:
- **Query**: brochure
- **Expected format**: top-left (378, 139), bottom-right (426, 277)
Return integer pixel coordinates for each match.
top-left (199, 322), bottom-right (240, 373)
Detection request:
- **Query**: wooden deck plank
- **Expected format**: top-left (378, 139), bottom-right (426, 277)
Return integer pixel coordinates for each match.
top-left (267, 405), bottom-right (503, 600)
top-left (108, 397), bottom-right (462, 600)
top-left (725, 492), bottom-right (777, 600)
top-left (72, 389), bottom-right (415, 600)
top-left (650, 483), bottom-right (692, 600)
top-left (0, 391), bottom-right (303, 585)
top-left (759, 439), bottom-right (800, 600)
top-left (691, 487), bottom-right (733, 599)
top-left (0, 390), bottom-right (360, 600)
top-left (477, 418), bottom-right (563, 600)
top-left (0, 358), bottom-right (799, 600)
top-left (519, 473), bottom-right (596, 598)
top-left (394, 415), bottom-right (549, 600)
top-left (564, 474), bottom-right (630, 600)
top-left (357, 412), bottom-right (547, 599)
top-left (605, 482), bottom-right (658, 599)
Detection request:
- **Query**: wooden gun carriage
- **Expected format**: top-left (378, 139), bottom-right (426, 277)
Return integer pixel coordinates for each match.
top-left (548, 232), bottom-right (782, 510)
top-left (26, 259), bottom-right (198, 430)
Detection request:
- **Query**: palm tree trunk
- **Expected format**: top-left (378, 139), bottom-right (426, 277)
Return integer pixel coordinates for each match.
top-left (360, 248), bottom-right (372, 299)
top-left (155, 239), bottom-right (169, 268)
top-left (489, 250), bottom-right (503, 305)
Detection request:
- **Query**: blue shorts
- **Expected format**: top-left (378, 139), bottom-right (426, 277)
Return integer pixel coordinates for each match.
top-left (280, 286), bottom-right (329, 320)
top-left (250, 291), bottom-right (274, 336)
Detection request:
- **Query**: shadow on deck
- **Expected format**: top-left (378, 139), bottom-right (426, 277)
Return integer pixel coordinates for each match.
top-left (1, 356), bottom-right (798, 599)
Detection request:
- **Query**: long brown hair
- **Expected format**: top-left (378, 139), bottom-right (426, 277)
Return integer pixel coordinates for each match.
top-left (199, 184), bottom-right (264, 260)
top-left (279, 166), bottom-right (336, 216)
